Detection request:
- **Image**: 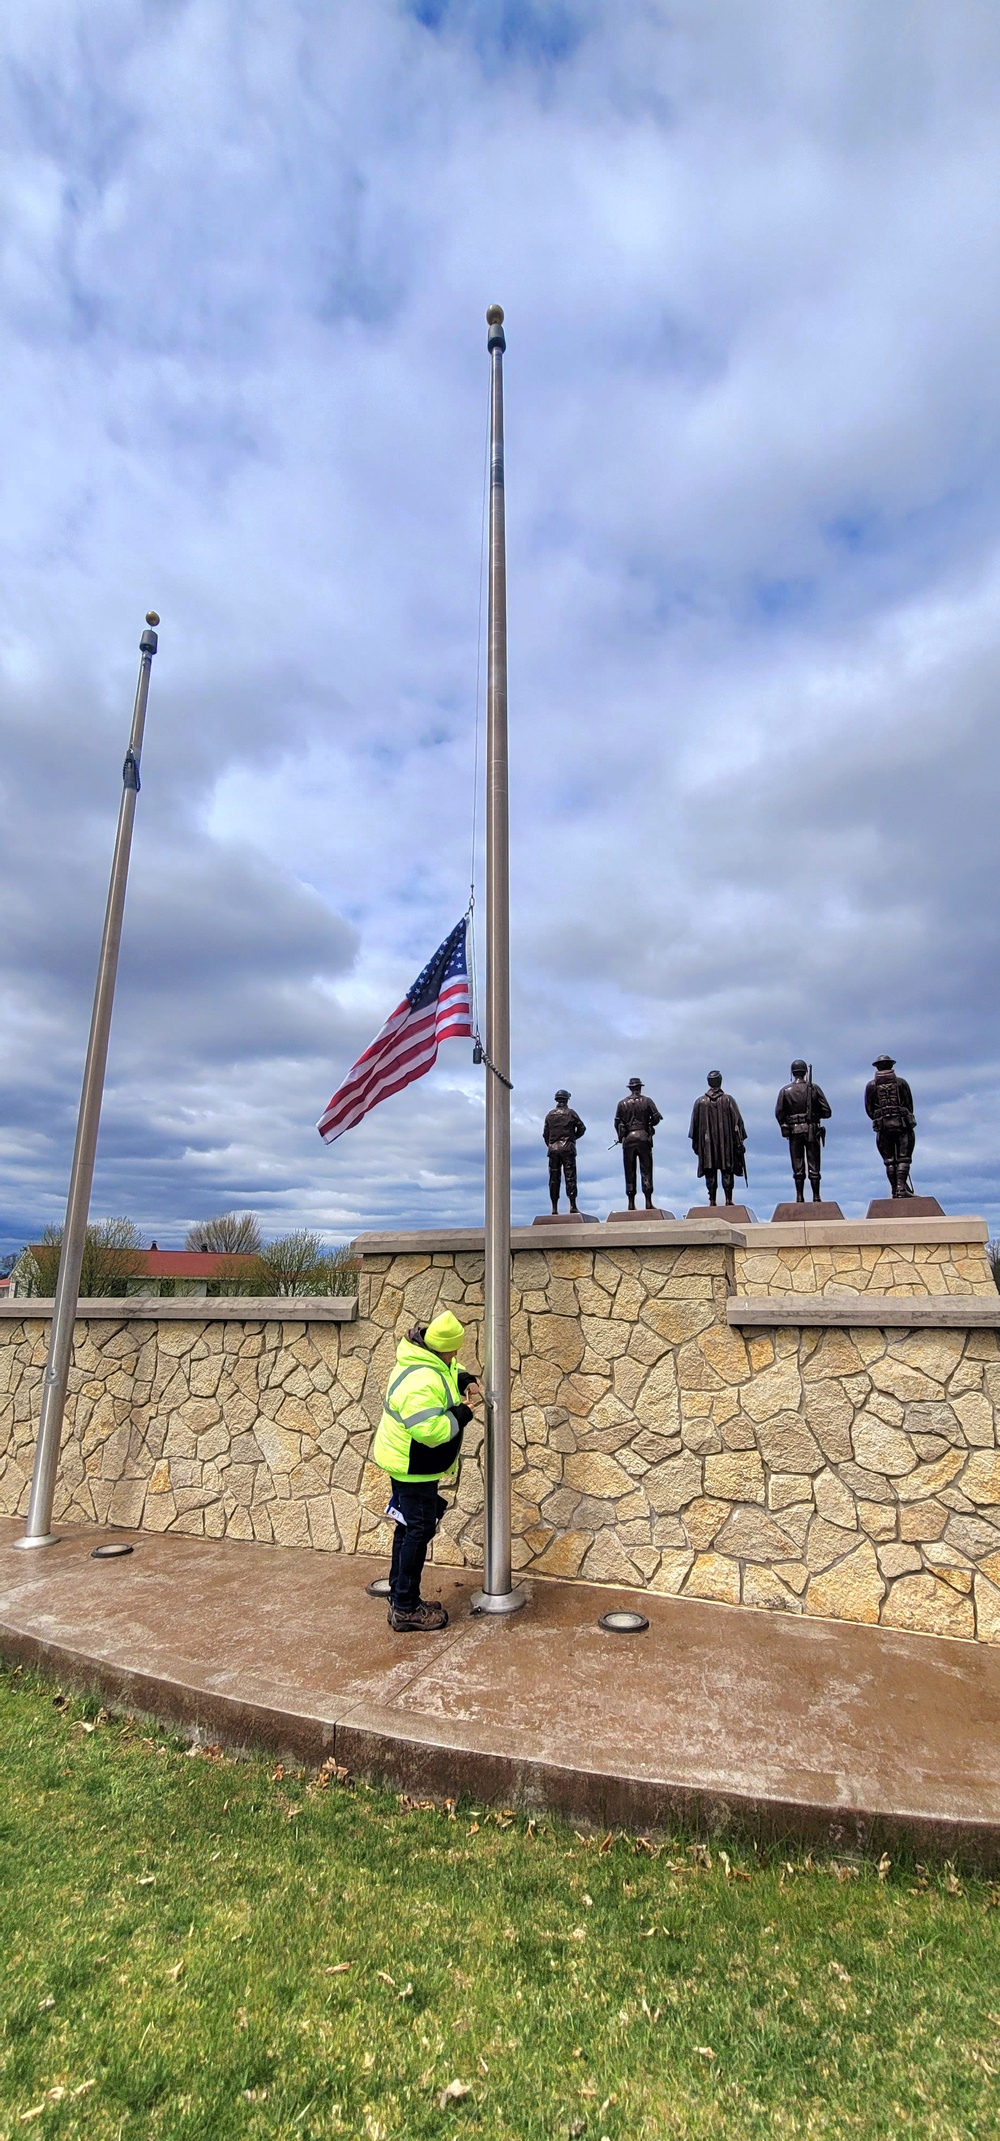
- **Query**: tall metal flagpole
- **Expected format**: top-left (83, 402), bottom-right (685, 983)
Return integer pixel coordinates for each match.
top-left (472, 305), bottom-right (525, 1614)
top-left (16, 613), bottom-right (160, 1549)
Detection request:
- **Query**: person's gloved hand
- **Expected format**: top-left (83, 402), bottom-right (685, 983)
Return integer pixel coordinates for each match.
top-left (456, 1368), bottom-right (479, 1396)
top-left (451, 1402), bottom-right (475, 1430)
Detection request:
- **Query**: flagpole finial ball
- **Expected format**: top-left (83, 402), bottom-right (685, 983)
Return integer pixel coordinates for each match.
top-left (145, 611), bottom-right (160, 627)
top-left (486, 304), bottom-right (504, 325)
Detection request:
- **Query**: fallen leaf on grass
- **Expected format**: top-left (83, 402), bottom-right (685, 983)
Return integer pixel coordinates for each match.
top-left (570, 1927), bottom-right (587, 1942)
top-left (38, 1997), bottom-right (55, 2011)
top-left (376, 1970), bottom-right (396, 1987)
top-left (324, 1963), bottom-right (351, 1975)
top-left (828, 1962), bottom-right (851, 1984)
top-left (695, 2046), bottom-right (716, 2060)
top-left (718, 1850), bottom-right (751, 1882)
top-left (877, 1853), bottom-right (891, 1882)
top-left (166, 1961), bottom-right (185, 1982)
top-left (438, 2078), bottom-right (472, 2109)
top-left (397, 1983), bottom-right (413, 2001)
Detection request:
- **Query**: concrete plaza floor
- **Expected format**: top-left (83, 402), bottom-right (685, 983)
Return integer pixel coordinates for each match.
top-left (1, 1515), bottom-right (998, 1860)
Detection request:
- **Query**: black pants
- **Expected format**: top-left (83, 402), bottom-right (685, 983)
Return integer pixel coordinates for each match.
top-left (548, 1150), bottom-right (578, 1210)
top-left (787, 1130), bottom-right (822, 1197)
top-left (876, 1128), bottom-right (914, 1196)
top-left (623, 1139), bottom-right (654, 1203)
top-left (388, 1480), bottom-right (447, 1610)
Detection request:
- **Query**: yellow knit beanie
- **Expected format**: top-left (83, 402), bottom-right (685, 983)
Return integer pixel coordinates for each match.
top-left (424, 1309), bottom-right (465, 1354)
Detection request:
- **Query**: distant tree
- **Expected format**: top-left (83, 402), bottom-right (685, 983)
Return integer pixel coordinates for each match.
top-left (246, 1233), bottom-right (359, 1297)
top-left (0, 1252), bottom-right (17, 1279)
top-left (989, 1239), bottom-right (1000, 1293)
top-left (22, 1218), bottom-right (145, 1298)
top-left (185, 1212), bottom-right (263, 1256)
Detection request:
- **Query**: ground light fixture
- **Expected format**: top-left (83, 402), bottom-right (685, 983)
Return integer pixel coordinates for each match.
top-left (91, 1542), bottom-right (134, 1560)
top-left (597, 1608), bottom-right (649, 1634)
top-left (366, 1577), bottom-right (392, 1598)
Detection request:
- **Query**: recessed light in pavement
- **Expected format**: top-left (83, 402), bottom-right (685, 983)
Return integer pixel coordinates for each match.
top-left (91, 1543), bottom-right (134, 1560)
top-left (598, 1609), bottom-right (648, 1634)
top-left (365, 1577), bottom-right (392, 1598)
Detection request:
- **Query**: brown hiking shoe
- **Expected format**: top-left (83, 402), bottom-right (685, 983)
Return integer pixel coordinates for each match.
top-left (387, 1599), bottom-right (449, 1633)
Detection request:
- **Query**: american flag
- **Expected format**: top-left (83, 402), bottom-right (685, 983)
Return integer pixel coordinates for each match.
top-left (317, 918), bottom-right (473, 1144)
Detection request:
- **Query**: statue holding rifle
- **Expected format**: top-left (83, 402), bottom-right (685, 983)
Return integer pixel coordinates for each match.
top-left (614, 1077), bottom-right (662, 1210)
top-left (775, 1061), bottom-right (832, 1204)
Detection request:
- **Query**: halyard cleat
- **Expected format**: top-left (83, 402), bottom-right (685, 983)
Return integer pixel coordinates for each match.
top-left (387, 1599), bottom-right (449, 1633)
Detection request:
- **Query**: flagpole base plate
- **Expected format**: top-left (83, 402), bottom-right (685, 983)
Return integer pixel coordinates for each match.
top-left (469, 1585), bottom-right (527, 1616)
top-left (13, 1533), bottom-right (60, 1550)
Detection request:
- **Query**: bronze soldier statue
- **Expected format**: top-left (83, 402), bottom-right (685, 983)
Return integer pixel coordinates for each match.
top-left (542, 1089), bottom-right (587, 1216)
top-left (775, 1061), bottom-right (832, 1202)
top-left (865, 1055), bottom-right (916, 1198)
top-left (689, 1071), bottom-right (747, 1207)
top-left (614, 1077), bottom-right (662, 1210)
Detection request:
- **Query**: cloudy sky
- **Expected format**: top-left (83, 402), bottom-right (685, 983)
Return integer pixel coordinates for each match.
top-left (3, 0), bottom-right (1000, 1250)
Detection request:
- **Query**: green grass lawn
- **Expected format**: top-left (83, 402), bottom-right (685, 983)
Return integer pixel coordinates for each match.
top-left (0, 1665), bottom-right (997, 2139)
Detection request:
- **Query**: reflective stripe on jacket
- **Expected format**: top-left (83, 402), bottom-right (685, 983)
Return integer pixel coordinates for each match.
top-left (372, 1338), bottom-right (464, 1483)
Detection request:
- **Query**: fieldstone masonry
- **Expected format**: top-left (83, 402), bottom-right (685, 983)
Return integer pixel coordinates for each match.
top-left (1, 1217), bottom-right (999, 1646)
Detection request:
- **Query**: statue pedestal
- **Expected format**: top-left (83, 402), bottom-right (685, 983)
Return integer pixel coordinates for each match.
top-left (686, 1204), bottom-right (755, 1224)
top-left (771, 1201), bottom-right (844, 1221)
top-left (606, 1207), bottom-right (676, 1221)
top-left (866, 1196), bottom-right (944, 1218)
top-left (531, 1212), bottom-right (601, 1226)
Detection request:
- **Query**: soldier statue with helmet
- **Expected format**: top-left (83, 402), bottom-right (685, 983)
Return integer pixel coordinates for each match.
top-left (774, 1061), bottom-right (832, 1203)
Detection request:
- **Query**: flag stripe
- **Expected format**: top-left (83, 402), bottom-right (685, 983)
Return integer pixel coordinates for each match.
top-left (317, 920), bottom-right (472, 1144)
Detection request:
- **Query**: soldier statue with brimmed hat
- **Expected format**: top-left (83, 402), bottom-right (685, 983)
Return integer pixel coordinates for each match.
top-left (865, 1054), bottom-right (916, 1199)
top-left (542, 1088), bottom-right (587, 1216)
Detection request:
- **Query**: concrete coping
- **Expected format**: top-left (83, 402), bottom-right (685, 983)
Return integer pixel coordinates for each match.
top-left (0, 1296), bottom-right (358, 1323)
top-left (355, 1222), bottom-right (745, 1255)
top-left (740, 1216), bottom-right (988, 1248)
top-left (353, 1217), bottom-right (988, 1257)
top-left (729, 1293), bottom-right (1000, 1329)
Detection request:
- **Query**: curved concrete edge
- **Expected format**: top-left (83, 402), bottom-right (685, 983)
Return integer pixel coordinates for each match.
top-left (3, 1619), bottom-right (999, 1869)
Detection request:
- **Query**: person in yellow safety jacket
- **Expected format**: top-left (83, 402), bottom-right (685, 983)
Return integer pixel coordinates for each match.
top-left (373, 1308), bottom-right (478, 1632)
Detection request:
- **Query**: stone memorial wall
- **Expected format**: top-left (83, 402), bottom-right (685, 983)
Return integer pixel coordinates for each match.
top-left (2, 1216), bottom-right (999, 1645)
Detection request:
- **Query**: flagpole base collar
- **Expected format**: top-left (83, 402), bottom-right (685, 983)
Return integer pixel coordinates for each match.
top-left (469, 1585), bottom-right (527, 1616)
top-left (13, 1533), bottom-right (60, 1550)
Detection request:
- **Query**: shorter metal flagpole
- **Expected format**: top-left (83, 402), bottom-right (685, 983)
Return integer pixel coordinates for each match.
top-left (16, 613), bottom-right (160, 1549)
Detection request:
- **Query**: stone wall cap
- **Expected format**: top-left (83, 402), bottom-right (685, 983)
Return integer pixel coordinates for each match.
top-left (355, 1222), bottom-right (746, 1254)
top-left (0, 1296), bottom-right (358, 1322)
top-left (729, 1293), bottom-right (1000, 1328)
top-left (740, 1217), bottom-right (988, 1248)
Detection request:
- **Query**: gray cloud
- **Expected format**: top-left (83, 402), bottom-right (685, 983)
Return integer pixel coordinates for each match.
top-left (3, 0), bottom-right (1000, 1253)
